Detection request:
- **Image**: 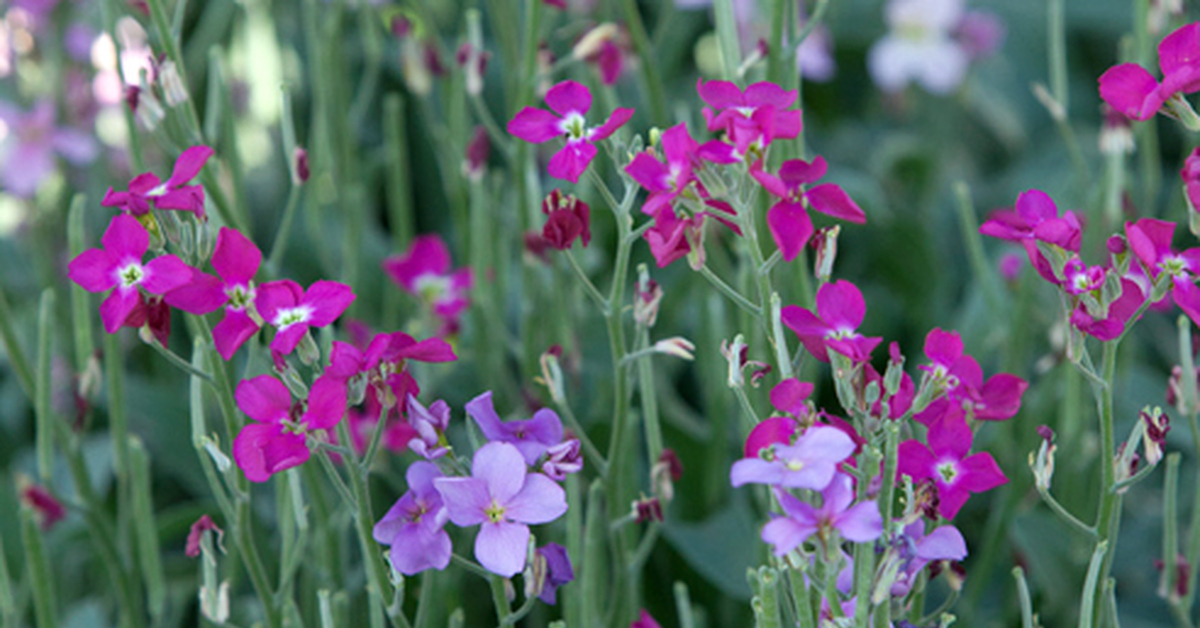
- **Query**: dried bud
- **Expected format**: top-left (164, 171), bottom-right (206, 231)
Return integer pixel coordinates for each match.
top-left (159, 60), bottom-right (189, 106)
top-left (572, 23), bottom-right (620, 61)
top-left (19, 482), bottom-right (65, 531)
top-left (540, 189), bottom-right (591, 250)
top-left (722, 335), bottom-right (749, 388)
top-left (1141, 406), bottom-right (1170, 466)
top-left (462, 126), bottom-right (490, 181)
top-left (632, 497), bottom-right (664, 523)
top-left (186, 514), bottom-right (224, 558)
top-left (634, 266), bottom-right (663, 327)
top-left (1029, 425), bottom-right (1057, 490)
top-left (653, 337), bottom-right (696, 361)
top-left (811, 225), bottom-right (840, 282)
top-left (1156, 554), bottom-right (1191, 600)
top-left (538, 348), bottom-right (566, 404)
top-left (293, 147), bottom-right (310, 185)
top-left (199, 581), bottom-right (230, 623)
top-left (133, 87), bottom-right (165, 130)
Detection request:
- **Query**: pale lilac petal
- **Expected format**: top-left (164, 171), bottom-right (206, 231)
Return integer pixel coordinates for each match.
top-left (730, 458), bottom-right (784, 487)
top-left (474, 442), bottom-right (527, 503)
top-left (821, 472), bottom-right (856, 513)
top-left (867, 37), bottom-right (919, 93)
top-left (476, 521), bottom-right (530, 577)
top-left (212, 308), bottom-right (260, 360)
top-left (212, 227), bottom-right (261, 284)
top-left (141, 255), bottom-right (194, 294)
top-left (233, 422), bottom-right (309, 483)
top-left (916, 526), bottom-right (968, 561)
top-left (465, 392), bottom-right (506, 440)
top-left (165, 145), bottom-right (214, 188)
top-left (544, 80), bottom-right (592, 116)
top-left (916, 39), bottom-right (968, 94)
top-left (101, 214), bottom-right (149, 261)
top-left (761, 516), bottom-right (817, 556)
top-left (507, 108), bottom-right (563, 143)
top-left (67, 249), bottom-right (116, 293)
top-left (235, 374), bottom-right (292, 424)
top-left (50, 128), bottom-right (99, 164)
top-left (766, 200), bottom-right (814, 262)
top-left (100, 289), bottom-right (141, 333)
top-left (806, 184), bottom-right (866, 223)
top-left (390, 524), bottom-right (452, 574)
top-left (590, 107), bottom-right (634, 141)
top-left (506, 473), bottom-right (567, 524)
top-left (547, 141), bottom-right (597, 183)
top-left (434, 477), bottom-right (490, 526)
top-left (303, 376), bottom-right (347, 430)
top-left (835, 501), bottom-right (883, 542)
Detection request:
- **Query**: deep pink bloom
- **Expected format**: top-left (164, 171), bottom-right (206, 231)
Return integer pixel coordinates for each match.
top-left (979, 189), bottom-right (1083, 284)
top-left (466, 391), bottom-right (564, 465)
top-left (383, 234), bottom-right (472, 323)
top-left (434, 442), bottom-right (568, 576)
top-left (327, 332), bottom-right (456, 416)
top-left (743, 416), bottom-right (799, 459)
top-left (1071, 277), bottom-right (1147, 341)
top-left (781, 280), bottom-right (882, 363)
top-left (67, 214), bottom-right (192, 333)
top-left (507, 80), bottom-right (634, 183)
top-left (1062, 257), bottom-right (1106, 295)
top-left (101, 145), bottom-right (213, 217)
top-left (232, 374), bottom-right (347, 482)
top-left (761, 473), bottom-right (883, 555)
top-left (1126, 218), bottom-right (1200, 327)
top-left (697, 79), bottom-right (802, 157)
top-left (541, 189), bottom-right (592, 249)
top-left (625, 123), bottom-right (700, 216)
top-left (163, 227), bottom-right (263, 359)
top-left (20, 484), bottom-right (66, 531)
top-left (643, 200), bottom-right (741, 268)
top-left (630, 610), bottom-right (662, 628)
top-left (731, 424), bottom-right (855, 489)
top-left (0, 99), bottom-right (96, 198)
top-left (1099, 23), bottom-right (1200, 121)
top-left (185, 514), bottom-right (223, 558)
top-left (1184, 148), bottom-right (1200, 211)
top-left (770, 377), bottom-right (814, 418)
top-left (751, 157), bottom-right (866, 261)
top-left (373, 461), bottom-right (452, 574)
top-left (339, 400), bottom-right (418, 456)
top-left (255, 279), bottom-right (355, 355)
top-left (897, 414), bottom-right (1007, 520)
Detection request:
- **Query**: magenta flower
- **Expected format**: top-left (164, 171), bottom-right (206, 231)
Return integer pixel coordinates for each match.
top-left (434, 441), bottom-right (568, 577)
top-left (540, 189), bottom-right (592, 250)
top-left (328, 332), bottom-right (456, 417)
top-left (67, 214), bottom-right (192, 333)
top-left (466, 391), bottom-right (564, 465)
top-left (1062, 257), bottom-right (1107, 295)
top-left (1099, 23), bottom-right (1200, 122)
top-left (761, 473), bottom-right (883, 556)
top-left (897, 414), bottom-right (1007, 520)
top-left (625, 123), bottom-right (700, 216)
top-left (507, 80), bottom-right (634, 183)
top-left (979, 189), bottom-right (1083, 284)
top-left (731, 424), bottom-right (855, 490)
top-left (630, 610), bottom-right (662, 628)
top-left (163, 227), bottom-right (264, 359)
top-left (1071, 277), bottom-right (1147, 341)
top-left (232, 374), bottom-right (346, 482)
top-left (373, 461), bottom-right (452, 575)
top-left (1184, 148), bottom-right (1200, 212)
top-left (751, 157), bottom-right (866, 261)
top-left (0, 99), bottom-right (97, 198)
top-left (781, 280), bottom-right (882, 363)
top-left (697, 79), bottom-right (802, 158)
top-left (101, 145), bottom-right (213, 217)
top-left (184, 515), bottom-right (223, 558)
top-left (383, 234), bottom-right (472, 323)
top-left (255, 279), bottom-right (355, 355)
top-left (644, 207), bottom-right (704, 268)
top-left (1126, 218), bottom-right (1200, 327)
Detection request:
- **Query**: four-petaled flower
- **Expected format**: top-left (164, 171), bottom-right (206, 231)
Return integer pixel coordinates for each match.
top-left (466, 391), bottom-right (564, 466)
top-left (1126, 218), bottom-right (1200, 328)
top-left (625, 123), bottom-right (701, 217)
top-left (373, 461), bottom-right (452, 575)
top-left (383, 234), bottom-right (473, 325)
top-left (696, 79), bottom-right (802, 159)
top-left (751, 157), bottom-right (866, 261)
top-left (731, 424), bottom-right (856, 490)
top-left (979, 189), bottom-right (1083, 284)
top-left (781, 280), bottom-right (882, 363)
top-left (897, 414), bottom-right (1007, 520)
top-left (101, 145), bottom-right (214, 217)
top-left (255, 279), bottom-right (355, 355)
top-left (507, 80), bottom-right (634, 183)
top-left (232, 374), bottom-right (347, 482)
top-left (67, 214), bottom-right (192, 333)
top-left (761, 472), bottom-right (883, 556)
top-left (434, 441), bottom-right (568, 576)
top-left (1099, 23), bottom-right (1200, 122)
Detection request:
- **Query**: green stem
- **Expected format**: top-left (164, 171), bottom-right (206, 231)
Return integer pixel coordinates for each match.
top-left (1080, 541), bottom-right (1110, 628)
top-left (617, 0), bottom-right (667, 125)
top-left (1090, 340), bottom-right (1122, 624)
top-left (19, 509), bottom-right (56, 628)
top-left (0, 285), bottom-right (35, 399)
top-left (636, 328), bottom-right (664, 464)
top-left (267, 184), bottom-right (305, 273)
top-left (565, 251), bottom-right (611, 314)
top-left (713, 0), bottom-right (742, 81)
top-left (1014, 567), bottom-right (1035, 628)
top-left (35, 289), bottom-right (55, 482)
top-left (699, 265), bottom-right (761, 318)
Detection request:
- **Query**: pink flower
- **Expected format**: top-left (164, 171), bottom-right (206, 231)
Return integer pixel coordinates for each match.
top-left (643, 200), bottom-right (741, 269)
top-left (697, 79), bottom-right (802, 158)
top-left (979, 189), bottom-right (1083, 284)
top-left (383, 234), bottom-right (472, 323)
top-left (781, 280), bottom-right (882, 363)
top-left (1183, 147), bottom-right (1200, 212)
top-left (760, 472), bottom-right (883, 555)
top-left (897, 414), bottom-right (1007, 520)
top-left (1099, 23), bottom-right (1200, 121)
top-left (233, 374), bottom-right (347, 482)
top-left (751, 157), bottom-right (866, 261)
top-left (625, 123), bottom-right (700, 216)
top-left (1070, 278), bottom-right (1147, 341)
top-left (1126, 218), bottom-right (1200, 327)
top-left (67, 214), bottom-right (192, 333)
top-left (540, 189), bottom-right (592, 250)
top-left (327, 331), bottom-right (457, 416)
top-left (255, 279), bottom-right (355, 355)
top-left (0, 99), bottom-right (97, 198)
top-left (163, 227), bottom-right (264, 359)
top-left (101, 145), bottom-right (213, 217)
top-left (507, 80), bottom-right (634, 183)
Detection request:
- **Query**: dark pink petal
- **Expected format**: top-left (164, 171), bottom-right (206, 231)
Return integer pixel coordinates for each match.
top-left (744, 81), bottom-right (797, 109)
top-left (392, 335), bottom-right (458, 362)
top-left (100, 289), bottom-right (141, 333)
top-left (506, 473), bottom-right (568, 524)
top-left (696, 78), bottom-right (744, 109)
top-left (270, 324), bottom-right (309, 355)
top-left (476, 521), bottom-right (530, 577)
top-left (770, 378), bottom-right (813, 416)
top-left (233, 422), bottom-right (309, 483)
top-left (979, 209), bottom-right (1029, 242)
top-left (162, 268), bottom-right (226, 314)
top-left (544, 80), bottom-right (592, 116)
top-left (923, 328), bottom-right (963, 368)
top-left (770, 109), bottom-right (803, 140)
top-left (101, 214), bottom-right (149, 261)
top-left (625, 153), bottom-right (671, 194)
top-left (507, 107), bottom-right (562, 143)
top-left (166, 145), bottom-right (214, 188)
top-left (235, 374), bottom-right (292, 424)
top-left (659, 123), bottom-right (698, 163)
top-left (141, 255), bottom-right (194, 294)
top-left (303, 376), bottom-right (347, 430)
top-left (825, 336), bottom-right (882, 363)
top-left (474, 442), bottom-right (527, 503)
top-left (129, 172), bottom-right (162, 195)
top-left (806, 184), bottom-right (866, 223)
top-left (959, 451), bottom-right (1008, 492)
top-left (547, 141), bottom-right (597, 183)
top-left (1098, 63), bottom-right (1160, 120)
top-left (304, 280), bottom-right (355, 327)
top-left (750, 161), bottom-right (789, 199)
top-left (67, 249), bottom-right (116, 293)
top-left (154, 186), bottom-right (205, 216)
top-left (816, 280), bottom-right (866, 330)
top-left (780, 304), bottom-right (832, 362)
top-left (1015, 189), bottom-right (1058, 223)
top-left (778, 157), bottom-right (827, 187)
top-left (697, 140), bottom-right (740, 164)
top-left (974, 374), bottom-right (1027, 420)
top-left (1126, 218), bottom-right (1175, 274)
top-left (590, 107), bottom-right (634, 141)
top-left (743, 416), bottom-right (798, 458)
top-left (1031, 217), bottom-right (1081, 252)
top-left (100, 188), bottom-right (130, 210)
top-left (937, 484), bottom-right (972, 520)
top-left (766, 200), bottom-right (814, 261)
top-left (896, 440), bottom-right (937, 483)
top-left (927, 414), bottom-right (973, 460)
top-left (1158, 24), bottom-right (1200, 79)
top-left (1174, 276), bottom-right (1200, 329)
top-left (383, 234), bottom-right (452, 291)
top-left (212, 308), bottom-right (260, 360)
top-left (212, 227), bottom-right (261, 284)
top-left (255, 279), bottom-right (303, 322)
top-left (434, 476), bottom-right (490, 526)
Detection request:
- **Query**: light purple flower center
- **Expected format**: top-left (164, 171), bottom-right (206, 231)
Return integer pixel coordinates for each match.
top-left (936, 460), bottom-right (959, 484)
top-left (485, 500), bottom-right (507, 524)
top-left (558, 112), bottom-right (589, 141)
top-left (273, 305), bottom-right (314, 329)
top-left (116, 262), bottom-right (146, 289)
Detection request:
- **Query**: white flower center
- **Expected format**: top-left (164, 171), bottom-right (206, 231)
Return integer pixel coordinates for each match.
top-left (559, 112), bottom-right (589, 141)
top-left (116, 262), bottom-right (146, 289)
top-left (414, 273), bottom-right (451, 304)
top-left (273, 305), bottom-right (313, 330)
top-left (936, 460), bottom-right (959, 484)
top-left (226, 283), bottom-right (255, 309)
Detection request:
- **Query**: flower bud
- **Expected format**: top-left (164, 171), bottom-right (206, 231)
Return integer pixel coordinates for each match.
top-left (293, 147), bottom-right (310, 185)
top-left (632, 497), bottom-right (664, 523)
top-left (185, 514), bottom-right (224, 558)
top-left (723, 335), bottom-right (749, 388)
top-left (462, 126), bottom-right (490, 182)
top-left (1029, 425), bottom-right (1056, 490)
top-left (159, 60), bottom-right (189, 106)
top-left (538, 348), bottom-right (566, 404)
top-left (651, 449), bottom-right (683, 502)
top-left (653, 337), bottom-right (695, 361)
top-left (572, 23), bottom-right (620, 61)
top-left (634, 265), bottom-right (662, 328)
top-left (811, 225), bottom-right (840, 282)
top-left (1141, 406), bottom-right (1170, 466)
top-left (18, 480), bottom-right (65, 531)
top-left (543, 438), bottom-right (582, 480)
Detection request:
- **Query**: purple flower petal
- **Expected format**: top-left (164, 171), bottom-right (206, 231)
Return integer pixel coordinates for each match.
top-left (382, 235), bottom-right (451, 291)
top-left (141, 255), bottom-right (194, 294)
top-left (434, 476), bottom-right (490, 526)
top-left (212, 227), bottom-right (261, 284)
top-left (817, 280), bottom-right (866, 331)
top-left (476, 521), bottom-right (530, 577)
top-left (506, 473), bottom-right (568, 524)
top-left (835, 502), bottom-right (883, 542)
top-left (254, 279), bottom-right (303, 323)
top-left (166, 145), bottom-right (214, 188)
top-left (959, 451), bottom-right (1007, 492)
top-left (473, 442), bottom-right (527, 503)
top-left (778, 157), bottom-right (827, 187)
top-left (696, 79), bottom-right (744, 109)
top-left (233, 422), bottom-right (309, 483)
top-left (212, 308), bottom-right (260, 360)
top-left (68, 249), bottom-right (116, 293)
top-left (761, 514), bottom-right (817, 557)
top-left (235, 375), bottom-right (292, 424)
top-left (916, 526), bottom-right (968, 561)
top-left (547, 141), bottom-right (597, 183)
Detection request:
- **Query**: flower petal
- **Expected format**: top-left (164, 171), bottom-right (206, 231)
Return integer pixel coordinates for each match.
top-left (233, 422), bottom-right (309, 483)
top-left (142, 254), bottom-right (194, 294)
top-left (101, 214), bottom-right (149, 262)
top-left (212, 308), bottom-right (260, 360)
top-left (476, 521), bottom-right (530, 577)
top-left (162, 268), bottom-right (226, 314)
top-left (547, 141), bottom-right (597, 184)
top-left (473, 442), bottom-right (527, 503)
top-left (507, 107), bottom-right (563, 143)
top-left (212, 227), bottom-right (262, 284)
top-left (165, 145), bottom-right (214, 188)
top-left (806, 183), bottom-right (866, 223)
top-left (303, 280), bottom-right (355, 327)
top-left (1099, 63), bottom-right (1160, 120)
top-left (766, 200), bottom-right (814, 262)
top-left (506, 473), bottom-right (567, 524)
top-left (303, 376), bottom-right (347, 430)
top-left (67, 248), bottom-right (116, 293)
top-left (434, 477), bottom-right (490, 526)
top-left (544, 80), bottom-right (592, 116)
top-left (590, 107), bottom-right (634, 141)
top-left (235, 374), bottom-right (292, 424)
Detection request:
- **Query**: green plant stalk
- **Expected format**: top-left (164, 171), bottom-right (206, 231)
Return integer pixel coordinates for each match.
top-left (488, 575), bottom-right (514, 624)
top-left (713, 0), bottom-right (742, 81)
top-left (267, 179), bottom-right (305, 274)
top-left (67, 197), bottom-right (95, 372)
top-left (766, 0), bottom-right (787, 84)
top-left (565, 474), bottom-right (584, 628)
top-left (35, 289), bottom-right (55, 482)
top-left (1182, 317), bottom-right (1200, 614)
top-left (129, 437), bottom-right (166, 622)
top-left (1080, 541), bottom-right (1110, 628)
top-left (618, 0), bottom-right (667, 125)
top-left (788, 568), bottom-right (816, 628)
top-left (1014, 567), bottom-right (1035, 628)
top-left (758, 567), bottom-right (783, 628)
top-left (954, 182), bottom-right (1005, 316)
top-left (581, 480), bottom-right (607, 628)
top-left (1090, 341), bottom-right (1122, 624)
top-left (20, 508), bottom-right (56, 628)
top-left (1164, 453), bottom-right (1182, 602)
top-left (103, 333), bottom-right (131, 479)
top-left (1047, 0), bottom-right (1068, 113)
top-left (0, 523), bottom-right (15, 628)
top-left (0, 285), bottom-right (34, 398)
top-left (636, 327), bottom-right (665, 464)
top-left (383, 94), bottom-right (414, 251)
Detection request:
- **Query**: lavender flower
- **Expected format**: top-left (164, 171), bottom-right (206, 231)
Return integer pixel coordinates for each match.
top-left (374, 462), bottom-right (452, 575)
top-left (761, 473), bottom-right (883, 556)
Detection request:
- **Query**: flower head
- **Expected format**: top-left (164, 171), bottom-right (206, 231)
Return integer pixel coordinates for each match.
top-left (760, 473), bottom-right (883, 556)
top-left (1126, 218), bottom-right (1200, 327)
top-left (625, 123), bottom-right (701, 216)
top-left (697, 79), bottom-right (802, 159)
top-left (1099, 23), bottom-right (1200, 121)
top-left (232, 374), bottom-right (347, 482)
top-left (255, 279), bottom-right (355, 355)
top-left (507, 80), bottom-right (634, 183)
top-left (897, 414), bottom-right (1007, 519)
top-left (101, 145), bottom-right (213, 217)
top-left (731, 424), bottom-right (856, 490)
top-left (383, 234), bottom-right (472, 325)
top-left (374, 461), bottom-right (452, 574)
top-left (751, 157), bottom-right (866, 261)
top-left (980, 189), bottom-right (1083, 284)
top-left (781, 280), bottom-right (882, 363)
top-left (466, 391), bottom-right (564, 465)
top-left (540, 189), bottom-right (592, 249)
